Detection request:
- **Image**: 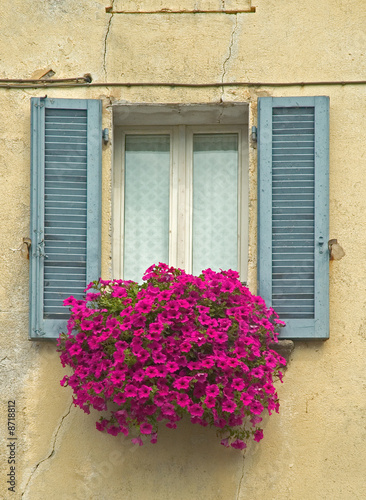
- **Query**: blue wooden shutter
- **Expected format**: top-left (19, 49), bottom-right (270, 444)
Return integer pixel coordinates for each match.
top-left (258, 96), bottom-right (329, 339)
top-left (29, 98), bottom-right (102, 339)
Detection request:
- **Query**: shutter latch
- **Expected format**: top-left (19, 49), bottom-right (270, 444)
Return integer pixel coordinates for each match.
top-left (318, 236), bottom-right (325, 254)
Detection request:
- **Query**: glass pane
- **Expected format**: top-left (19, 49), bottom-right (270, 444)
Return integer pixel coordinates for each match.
top-left (192, 134), bottom-right (238, 275)
top-left (124, 135), bottom-right (170, 282)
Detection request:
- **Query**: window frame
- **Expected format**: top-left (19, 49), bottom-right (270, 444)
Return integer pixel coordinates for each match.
top-left (112, 123), bottom-right (249, 281)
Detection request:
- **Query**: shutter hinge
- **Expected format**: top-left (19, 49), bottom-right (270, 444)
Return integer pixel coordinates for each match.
top-left (102, 128), bottom-right (109, 144)
top-left (36, 239), bottom-right (48, 258)
top-left (33, 329), bottom-right (46, 337)
top-left (251, 126), bottom-right (257, 143)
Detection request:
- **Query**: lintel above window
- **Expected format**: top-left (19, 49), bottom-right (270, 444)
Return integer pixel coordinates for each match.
top-left (113, 102), bottom-right (249, 126)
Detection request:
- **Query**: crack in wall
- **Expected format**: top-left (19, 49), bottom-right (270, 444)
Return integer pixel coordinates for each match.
top-left (235, 451), bottom-right (246, 500)
top-left (104, 0), bottom-right (115, 79)
top-left (221, 15), bottom-right (238, 101)
top-left (21, 401), bottom-right (73, 499)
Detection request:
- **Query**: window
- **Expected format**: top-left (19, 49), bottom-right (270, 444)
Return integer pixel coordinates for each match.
top-left (112, 104), bottom-right (249, 283)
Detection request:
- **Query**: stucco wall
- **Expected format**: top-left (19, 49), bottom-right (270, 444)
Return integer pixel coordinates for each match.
top-left (1, 0), bottom-right (366, 498)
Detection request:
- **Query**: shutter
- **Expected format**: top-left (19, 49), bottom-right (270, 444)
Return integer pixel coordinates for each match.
top-left (258, 96), bottom-right (329, 339)
top-left (29, 98), bottom-right (102, 339)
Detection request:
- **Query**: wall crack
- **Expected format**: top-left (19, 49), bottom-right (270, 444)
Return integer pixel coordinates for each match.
top-left (221, 14), bottom-right (238, 101)
top-left (104, 0), bottom-right (115, 79)
top-left (21, 400), bottom-right (73, 499)
top-left (235, 451), bottom-right (246, 500)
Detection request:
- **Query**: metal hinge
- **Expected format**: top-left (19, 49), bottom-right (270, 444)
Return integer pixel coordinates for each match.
top-left (251, 126), bottom-right (257, 142)
top-left (102, 128), bottom-right (109, 144)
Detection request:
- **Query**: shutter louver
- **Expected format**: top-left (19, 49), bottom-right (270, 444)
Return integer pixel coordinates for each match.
top-left (271, 107), bottom-right (315, 319)
top-left (258, 97), bottom-right (329, 339)
top-left (44, 108), bottom-right (88, 319)
top-left (30, 98), bottom-right (102, 339)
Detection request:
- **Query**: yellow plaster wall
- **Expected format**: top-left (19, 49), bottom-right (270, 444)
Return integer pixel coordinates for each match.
top-left (0, 0), bottom-right (366, 498)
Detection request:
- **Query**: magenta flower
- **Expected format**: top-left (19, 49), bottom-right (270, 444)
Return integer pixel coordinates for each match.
top-left (220, 438), bottom-right (229, 447)
top-left (200, 357), bottom-right (215, 369)
top-left (204, 396), bottom-right (216, 408)
top-left (189, 404), bottom-right (204, 417)
top-left (138, 385), bottom-right (152, 399)
top-left (124, 384), bottom-right (138, 398)
top-left (250, 400), bottom-right (264, 415)
top-left (176, 393), bottom-right (190, 407)
top-left (149, 322), bottom-right (164, 335)
top-left (232, 378), bottom-right (245, 391)
top-left (131, 437), bottom-right (144, 446)
top-left (110, 371), bottom-right (126, 385)
top-left (154, 393), bottom-right (167, 407)
top-left (251, 366), bottom-right (265, 379)
top-left (231, 439), bottom-right (247, 450)
top-left (166, 361), bottom-right (179, 373)
top-left (113, 393), bottom-right (126, 405)
top-left (180, 340), bottom-right (192, 352)
top-left (222, 399), bottom-right (237, 413)
top-left (253, 429), bottom-right (264, 442)
top-left (263, 382), bottom-right (276, 394)
top-left (240, 392), bottom-right (253, 405)
top-left (135, 299), bottom-right (153, 314)
top-left (152, 351), bottom-right (167, 364)
top-left (132, 369), bottom-right (145, 382)
top-left (107, 426), bottom-right (120, 436)
top-left (173, 377), bottom-right (191, 390)
top-left (206, 384), bottom-right (220, 397)
top-left (145, 366), bottom-right (159, 378)
top-left (140, 422), bottom-right (153, 435)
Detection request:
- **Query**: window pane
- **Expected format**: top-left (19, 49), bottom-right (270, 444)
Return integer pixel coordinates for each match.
top-left (124, 135), bottom-right (170, 282)
top-left (192, 134), bottom-right (238, 275)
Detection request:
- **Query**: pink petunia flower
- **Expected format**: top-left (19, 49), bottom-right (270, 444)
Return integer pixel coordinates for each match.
top-left (131, 437), bottom-right (144, 446)
top-left (189, 404), bottom-right (204, 417)
top-left (176, 393), bottom-right (190, 407)
top-left (140, 422), bottom-right (153, 434)
top-left (138, 385), bottom-right (152, 399)
top-left (240, 392), bottom-right (253, 405)
top-left (232, 378), bottom-right (245, 391)
top-left (222, 399), bottom-right (237, 413)
top-left (231, 439), bottom-right (247, 450)
top-left (124, 384), bottom-right (138, 398)
top-left (250, 400), bottom-right (264, 415)
top-left (173, 377), bottom-right (191, 390)
top-left (253, 429), bottom-right (264, 442)
top-left (204, 396), bottom-right (216, 408)
top-left (206, 384), bottom-right (220, 397)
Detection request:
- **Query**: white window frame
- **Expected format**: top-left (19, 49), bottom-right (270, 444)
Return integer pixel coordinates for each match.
top-left (112, 105), bottom-right (249, 282)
